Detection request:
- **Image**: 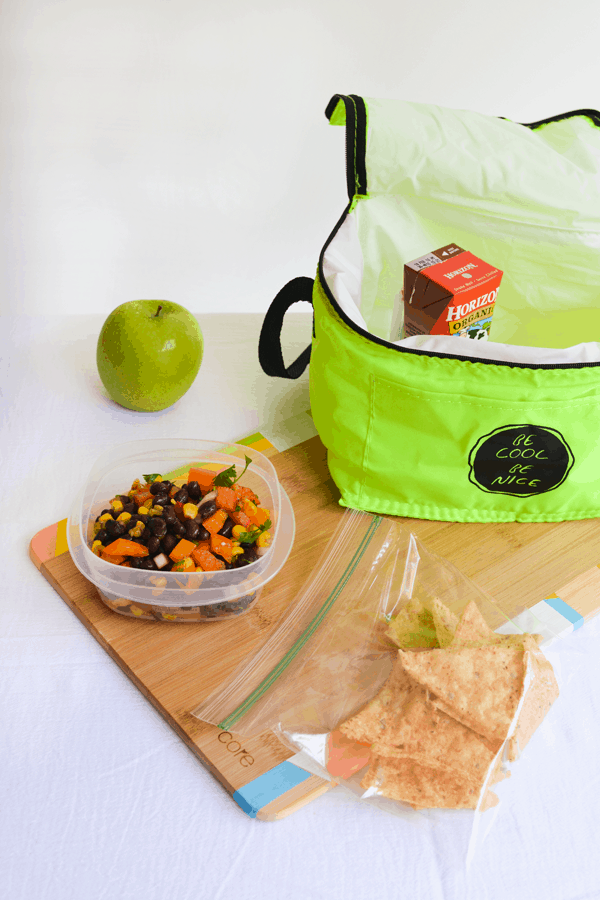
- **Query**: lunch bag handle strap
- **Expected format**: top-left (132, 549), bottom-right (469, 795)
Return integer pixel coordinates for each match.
top-left (259, 276), bottom-right (314, 379)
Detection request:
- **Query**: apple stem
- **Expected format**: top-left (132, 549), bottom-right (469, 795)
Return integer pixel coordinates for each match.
top-left (153, 305), bottom-right (162, 317)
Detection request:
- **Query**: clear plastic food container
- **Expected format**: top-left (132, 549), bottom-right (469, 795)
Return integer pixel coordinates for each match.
top-left (67, 439), bottom-right (295, 622)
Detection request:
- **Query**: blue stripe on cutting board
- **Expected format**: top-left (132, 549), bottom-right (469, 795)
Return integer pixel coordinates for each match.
top-left (543, 596), bottom-right (584, 630)
top-left (233, 761), bottom-right (312, 818)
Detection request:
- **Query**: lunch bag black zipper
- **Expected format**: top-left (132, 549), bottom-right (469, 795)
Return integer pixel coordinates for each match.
top-left (321, 98), bottom-right (600, 372)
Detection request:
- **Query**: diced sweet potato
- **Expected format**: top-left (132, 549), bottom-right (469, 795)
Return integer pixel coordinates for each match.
top-left (210, 533), bottom-right (233, 564)
top-left (169, 538), bottom-right (198, 561)
top-left (230, 509), bottom-right (251, 528)
top-left (103, 539), bottom-right (149, 557)
top-left (202, 509), bottom-right (228, 535)
top-left (188, 467), bottom-right (216, 493)
top-left (100, 551), bottom-right (127, 565)
top-left (234, 483), bottom-right (259, 504)
top-left (190, 542), bottom-right (211, 566)
top-left (215, 486), bottom-right (237, 512)
top-left (193, 547), bottom-right (225, 571)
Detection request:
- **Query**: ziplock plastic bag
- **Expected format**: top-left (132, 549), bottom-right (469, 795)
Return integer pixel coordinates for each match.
top-left (193, 509), bottom-right (561, 861)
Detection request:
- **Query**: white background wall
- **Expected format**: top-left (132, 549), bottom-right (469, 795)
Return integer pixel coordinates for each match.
top-left (3, 0), bottom-right (600, 316)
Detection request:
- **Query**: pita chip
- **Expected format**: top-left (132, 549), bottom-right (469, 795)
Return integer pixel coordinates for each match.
top-left (386, 599), bottom-right (439, 650)
top-left (508, 636), bottom-right (559, 761)
top-left (398, 645), bottom-right (526, 746)
top-left (361, 754), bottom-right (499, 810)
top-left (338, 655), bottom-right (420, 744)
top-left (451, 600), bottom-right (542, 650)
top-left (370, 692), bottom-right (497, 782)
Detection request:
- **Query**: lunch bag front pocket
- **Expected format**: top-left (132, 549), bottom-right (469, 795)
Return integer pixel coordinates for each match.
top-left (356, 373), bottom-right (600, 522)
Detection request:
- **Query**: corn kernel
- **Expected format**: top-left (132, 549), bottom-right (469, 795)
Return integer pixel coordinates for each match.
top-left (257, 531), bottom-right (271, 548)
top-left (93, 521), bottom-right (102, 536)
top-left (99, 513), bottom-right (113, 523)
top-left (183, 502), bottom-right (199, 519)
top-left (110, 498), bottom-right (124, 513)
top-left (128, 521), bottom-right (145, 538)
top-left (92, 540), bottom-right (103, 556)
top-left (129, 479), bottom-right (142, 494)
top-left (231, 545), bottom-right (245, 557)
top-left (140, 497), bottom-right (153, 509)
top-left (117, 512), bottom-right (132, 524)
top-left (231, 525), bottom-right (245, 539)
top-left (147, 505), bottom-right (163, 517)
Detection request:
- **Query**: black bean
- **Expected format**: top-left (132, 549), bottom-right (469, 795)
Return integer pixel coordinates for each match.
top-left (162, 506), bottom-right (177, 521)
top-left (140, 557), bottom-right (157, 570)
top-left (150, 482), bottom-right (167, 495)
top-left (187, 481), bottom-right (201, 502)
top-left (169, 519), bottom-right (187, 538)
top-left (148, 518), bottom-right (167, 538)
top-left (161, 534), bottom-right (178, 554)
top-left (100, 509), bottom-right (114, 518)
top-left (118, 495), bottom-right (131, 505)
top-left (185, 519), bottom-right (201, 540)
top-left (196, 524), bottom-right (210, 542)
top-left (96, 528), bottom-right (109, 545)
top-left (104, 519), bottom-right (126, 538)
top-left (147, 535), bottom-right (162, 555)
top-left (174, 488), bottom-right (189, 504)
top-left (199, 500), bottom-right (217, 520)
top-left (242, 545), bottom-right (258, 563)
top-left (218, 517), bottom-right (234, 538)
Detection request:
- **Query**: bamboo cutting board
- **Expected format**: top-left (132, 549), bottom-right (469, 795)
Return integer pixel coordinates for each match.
top-left (30, 411), bottom-right (600, 820)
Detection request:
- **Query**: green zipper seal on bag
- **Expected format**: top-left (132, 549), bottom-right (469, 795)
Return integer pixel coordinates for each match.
top-left (218, 515), bottom-right (383, 731)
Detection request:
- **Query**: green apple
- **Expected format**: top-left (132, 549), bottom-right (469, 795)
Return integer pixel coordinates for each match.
top-left (97, 300), bottom-right (203, 411)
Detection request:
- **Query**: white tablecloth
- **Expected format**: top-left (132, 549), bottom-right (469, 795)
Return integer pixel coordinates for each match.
top-left (4, 314), bottom-right (600, 900)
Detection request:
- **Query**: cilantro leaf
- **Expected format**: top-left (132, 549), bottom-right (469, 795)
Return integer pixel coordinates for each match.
top-left (143, 473), bottom-right (162, 484)
top-left (236, 519), bottom-right (272, 544)
top-left (213, 455), bottom-right (252, 488)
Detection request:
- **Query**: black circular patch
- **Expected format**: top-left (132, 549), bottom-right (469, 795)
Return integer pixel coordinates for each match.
top-left (469, 424), bottom-right (574, 496)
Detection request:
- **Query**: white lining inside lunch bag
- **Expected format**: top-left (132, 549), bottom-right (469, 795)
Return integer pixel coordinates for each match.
top-left (322, 209), bottom-right (600, 366)
top-left (320, 100), bottom-right (600, 367)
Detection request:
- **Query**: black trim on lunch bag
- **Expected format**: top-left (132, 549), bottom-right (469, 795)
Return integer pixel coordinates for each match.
top-left (258, 276), bottom-right (314, 379)
top-left (521, 109), bottom-right (600, 130)
top-left (325, 94), bottom-right (368, 201)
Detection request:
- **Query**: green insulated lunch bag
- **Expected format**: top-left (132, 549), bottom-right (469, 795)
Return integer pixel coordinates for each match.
top-left (259, 94), bottom-right (600, 523)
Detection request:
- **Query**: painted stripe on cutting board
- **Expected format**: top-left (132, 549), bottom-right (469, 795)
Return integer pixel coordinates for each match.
top-left (233, 760), bottom-right (312, 818)
top-left (496, 594), bottom-right (584, 644)
top-left (543, 594), bottom-right (584, 629)
top-left (54, 518), bottom-right (69, 557)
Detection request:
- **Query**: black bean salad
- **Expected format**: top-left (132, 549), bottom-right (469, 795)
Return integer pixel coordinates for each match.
top-left (90, 460), bottom-right (272, 573)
